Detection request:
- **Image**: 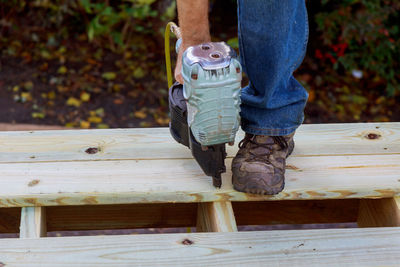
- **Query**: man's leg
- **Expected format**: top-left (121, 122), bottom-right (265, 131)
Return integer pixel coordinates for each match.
top-left (232, 0), bottom-right (309, 194)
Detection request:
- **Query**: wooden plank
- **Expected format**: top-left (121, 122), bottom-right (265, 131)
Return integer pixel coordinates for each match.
top-left (0, 128), bottom-right (191, 163)
top-left (0, 123), bottom-right (398, 164)
top-left (0, 208), bottom-right (21, 233)
top-left (46, 203), bottom-right (197, 231)
top-left (3, 154), bottom-right (400, 206)
top-left (0, 154), bottom-right (399, 207)
top-left (19, 207), bottom-right (47, 238)
top-left (0, 228), bottom-right (399, 266)
top-left (357, 197), bottom-right (400, 227)
top-left (233, 199), bottom-right (359, 225)
top-left (293, 122), bottom-right (400, 156)
top-left (197, 202), bottom-right (237, 232)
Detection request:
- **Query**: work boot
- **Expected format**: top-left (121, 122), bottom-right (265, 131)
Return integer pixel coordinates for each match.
top-left (232, 133), bottom-right (295, 195)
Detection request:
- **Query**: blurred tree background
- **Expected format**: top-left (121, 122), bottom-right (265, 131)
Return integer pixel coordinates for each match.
top-left (0, 0), bottom-right (399, 129)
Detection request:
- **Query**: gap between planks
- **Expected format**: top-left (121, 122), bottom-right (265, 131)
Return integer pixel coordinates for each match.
top-left (0, 199), bottom-right (359, 233)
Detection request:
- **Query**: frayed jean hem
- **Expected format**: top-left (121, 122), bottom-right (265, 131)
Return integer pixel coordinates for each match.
top-left (241, 123), bottom-right (299, 136)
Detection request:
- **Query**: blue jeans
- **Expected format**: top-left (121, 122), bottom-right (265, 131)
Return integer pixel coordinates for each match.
top-left (237, 0), bottom-right (309, 136)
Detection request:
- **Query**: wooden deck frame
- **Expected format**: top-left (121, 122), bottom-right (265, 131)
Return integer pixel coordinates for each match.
top-left (0, 123), bottom-right (399, 207)
top-left (0, 122), bottom-right (399, 266)
top-left (0, 199), bottom-right (359, 234)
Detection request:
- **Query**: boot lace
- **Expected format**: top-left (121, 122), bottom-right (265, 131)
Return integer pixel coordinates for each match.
top-left (238, 134), bottom-right (288, 162)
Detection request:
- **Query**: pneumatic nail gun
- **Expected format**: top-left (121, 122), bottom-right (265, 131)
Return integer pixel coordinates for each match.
top-left (165, 22), bottom-right (242, 187)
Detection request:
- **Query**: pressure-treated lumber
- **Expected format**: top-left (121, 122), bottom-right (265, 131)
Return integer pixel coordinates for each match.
top-left (197, 202), bottom-right (237, 232)
top-left (19, 207), bottom-right (47, 238)
top-left (0, 154), bottom-right (399, 207)
top-left (0, 123), bottom-right (399, 207)
top-left (358, 197), bottom-right (400, 227)
top-left (0, 122), bottom-right (398, 163)
top-left (0, 123), bottom-right (399, 266)
top-left (0, 228), bottom-right (399, 266)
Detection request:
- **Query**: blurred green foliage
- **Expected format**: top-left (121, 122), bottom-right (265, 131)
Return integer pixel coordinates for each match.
top-left (315, 0), bottom-right (400, 95)
top-left (0, 0), bottom-right (176, 51)
top-left (82, 0), bottom-right (158, 47)
top-left (0, 0), bottom-right (177, 128)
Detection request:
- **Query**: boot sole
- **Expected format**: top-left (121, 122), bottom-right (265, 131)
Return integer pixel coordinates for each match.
top-left (233, 177), bottom-right (285, 195)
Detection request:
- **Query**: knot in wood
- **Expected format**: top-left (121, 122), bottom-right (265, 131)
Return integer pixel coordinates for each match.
top-left (85, 147), bottom-right (99, 154)
top-left (181, 238), bottom-right (194, 245)
top-left (366, 133), bottom-right (381, 140)
top-left (28, 179), bottom-right (40, 187)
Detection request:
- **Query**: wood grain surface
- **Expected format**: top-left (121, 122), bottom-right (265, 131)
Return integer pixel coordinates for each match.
top-left (197, 202), bottom-right (237, 232)
top-left (0, 122), bottom-right (398, 163)
top-left (358, 197), bottom-right (400, 227)
top-left (0, 123), bottom-right (399, 207)
top-left (0, 227), bottom-right (399, 266)
top-left (19, 207), bottom-right (46, 238)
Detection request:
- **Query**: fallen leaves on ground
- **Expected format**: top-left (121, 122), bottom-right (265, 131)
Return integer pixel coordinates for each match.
top-left (66, 97), bottom-right (81, 107)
